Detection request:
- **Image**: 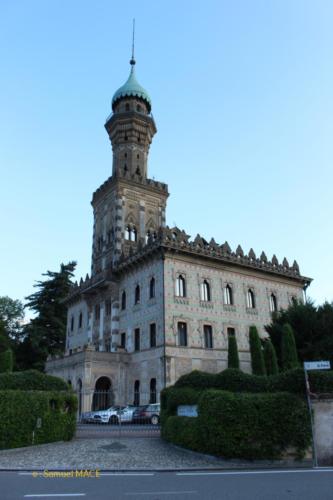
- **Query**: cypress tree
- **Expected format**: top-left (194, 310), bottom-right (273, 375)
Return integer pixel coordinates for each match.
top-left (228, 333), bottom-right (240, 369)
top-left (281, 323), bottom-right (299, 371)
top-left (0, 349), bottom-right (13, 373)
top-left (263, 339), bottom-right (279, 375)
top-left (249, 325), bottom-right (266, 375)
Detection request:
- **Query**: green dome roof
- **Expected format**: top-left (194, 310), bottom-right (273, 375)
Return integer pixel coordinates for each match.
top-left (112, 64), bottom-right (151, 111)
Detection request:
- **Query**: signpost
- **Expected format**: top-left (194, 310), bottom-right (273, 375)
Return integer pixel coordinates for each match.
top-left (303, 360), bottom-right (331, 468)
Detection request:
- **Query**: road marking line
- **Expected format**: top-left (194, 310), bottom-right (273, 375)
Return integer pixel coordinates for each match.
top-left (24, 495), bottom-right (85, 498)
top-left (177, 468), bottom-right (333, 476)
top-left (124, 491), bottom-right (197, 496)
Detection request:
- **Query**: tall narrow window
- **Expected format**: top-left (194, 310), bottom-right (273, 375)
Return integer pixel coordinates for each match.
top-left (204, 325), bottom-right (213, 348)
top-left (131, 227), bottom-right (137, 242)
top-left (105, 300), bottom-right (111, 316)
top-left (134, 380), bottom-right (140, 406)
top-left (78, 312), bottom-right (82, 329)
top-left (224, 284), bottom-right (233, 305)
top-left (134, 328), bottom-right (140, 351)
top-left (125, 226), bottom-right (131, 240)
top-left (121, 291), bottom-right (126, 310)
top-left (150, 378), bottom-right (157, 404)
top-left (270, 293), bottom-right (277, 312)
top-left (70, 316), bottom-right (74, 332)
top-left (175, 275), bottom-right (186, 297)
top-left (120, 332), bottom-right (126, 349)
top-left (94, 304), bottom-right (100, 321)
top-left (178, 322), bottom-right (188, 347)
top-left (149, 277), bottom-right (155, 299)
top-left (247, 289), bottom-right (255, 309)
top-left (134, 285), bottom-right (140, 305)
top-left (200, 280), bottom-right (211, 301)
top-left (150, 323), bottom-right (156, 348)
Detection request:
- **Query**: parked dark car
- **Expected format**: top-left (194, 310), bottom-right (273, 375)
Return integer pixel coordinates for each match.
top-left (132, 403), bottom-right (160, 425)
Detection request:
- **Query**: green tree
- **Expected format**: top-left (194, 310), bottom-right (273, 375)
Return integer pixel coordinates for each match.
top-left (249, 326), bottom-right (266, 376)
top-left (228, 333), bottom-right (240, 369)
top-left (263, 339), bottom-right (279, 375)
top-left (0, 349), bottom-right (13, 372)
top-left (0, 296), bottom-right (24, 343)
top-left (266, 300), bottom-right (333, 366)
top-left (21, 261), bottom-right (76, 371)
top-left (281, 323), bottom-right (299, 371)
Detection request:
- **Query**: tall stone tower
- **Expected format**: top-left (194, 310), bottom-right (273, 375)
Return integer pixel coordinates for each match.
top-left (91, 56), bottom-right (169, 275)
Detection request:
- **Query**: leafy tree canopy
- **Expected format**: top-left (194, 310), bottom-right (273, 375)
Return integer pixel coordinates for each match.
top-left (0, 296), bottom-right (24, 342)
top-left (266, 299), bottom-right (333, 367)
top-left (20, 261), bottom-right (77, 371)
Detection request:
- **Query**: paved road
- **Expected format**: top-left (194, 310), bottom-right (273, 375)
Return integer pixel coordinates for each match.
top-left (1, 469), bottom-right (333, 500)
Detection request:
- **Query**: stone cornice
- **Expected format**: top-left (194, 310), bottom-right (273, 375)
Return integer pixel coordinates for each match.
top-left (114, 226), bottom-right (312, 286)
top-left (91, 174), bottom-right (169, 206)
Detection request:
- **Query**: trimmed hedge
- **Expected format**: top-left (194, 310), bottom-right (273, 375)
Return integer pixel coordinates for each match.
top-left (0, 390), bottom-right (77, 449)
top-left (174, 368), bottom-right (333, 395)
top-left (163, 390), bottom-right (311, 460)
top-left (0, 370), bottom-right (70, 391)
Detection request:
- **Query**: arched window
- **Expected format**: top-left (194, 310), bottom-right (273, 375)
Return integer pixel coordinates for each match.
top-left (270, 293), bottom-right (277, 312)
top-left (247, 289), bottom-right (255, 309)
top-left (224, 284), bottom-right (233, 305)
top-left (200, 280), bottom-right (211, 301)
top-left (121, 291), bottom-right (126, 310)
top-left (150, 378), bottom-right (157, 404)
top-left (149, 277), bottom-right (155, 299)
top-left (175, 275), bottom-right (186, 297)
top-left (134, 285), bottom-right (140, 305)
top-left (78, 312), bottom-right (83, 329)
top-left (146, 230), bottom-right (151, 243)
top-left (131, 227), bottom-right (137, 242)
top-left (125, 226), bottom-right (131, 240)
top-left (134, 380), bottom-right (140, 406)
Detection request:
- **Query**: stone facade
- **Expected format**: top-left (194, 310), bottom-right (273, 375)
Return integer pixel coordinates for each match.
top-left (46, 58), bottom-right (311, 412)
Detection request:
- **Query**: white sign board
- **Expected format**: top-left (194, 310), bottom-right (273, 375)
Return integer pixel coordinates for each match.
top-left (177, 405), bottom-right (198, 417)
top-left (304, 361), bottom-right (331, 371)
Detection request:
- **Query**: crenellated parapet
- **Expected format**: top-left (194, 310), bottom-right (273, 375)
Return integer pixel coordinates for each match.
top-left (115, 225), bottom-right (311, 285)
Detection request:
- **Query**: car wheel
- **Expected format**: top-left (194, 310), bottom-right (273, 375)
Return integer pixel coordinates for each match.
top-left (151, 415), bottom-right (159, 425)
top-left (109, 415), bottom-right (118, 425)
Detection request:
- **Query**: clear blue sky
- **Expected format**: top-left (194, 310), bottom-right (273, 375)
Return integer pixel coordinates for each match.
top-left (0, 0), bottom-right (332, 317)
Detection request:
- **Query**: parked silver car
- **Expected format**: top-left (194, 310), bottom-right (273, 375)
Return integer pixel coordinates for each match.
top-left (81, 406), bottom-right (124, 424)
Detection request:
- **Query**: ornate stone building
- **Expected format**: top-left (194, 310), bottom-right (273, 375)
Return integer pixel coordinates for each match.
top-left (46, 56), bottom-right (311, 411)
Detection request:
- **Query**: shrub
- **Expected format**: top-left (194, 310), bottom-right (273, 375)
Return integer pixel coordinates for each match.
top-left (163, 416), bottom-right (201, 451)
top-left (0, 370), bottom-right (70, 391)
top-left (281, 323), bottom-right (299, 371)
top-left (228, 334), bottom-right (240, 369)
top-left (264, 340), bottom-right (279, 375)
top-left (249, 326), bottom-right (266, 375)
top-left (0, 349), bottom-right (13, 373)
top-left (197, 390), bottom-right (311, 459)
top-left (0, 390), bottom-right (77, 450)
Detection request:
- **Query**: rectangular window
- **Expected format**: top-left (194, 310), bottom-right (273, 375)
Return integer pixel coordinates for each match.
top-left (105, 300), bottom-right (111, 316)
top-left (94, 304), bottom-right (100, 321)
top-left (204, 324), bottom-right (213, 348)
top-left (120, 332), bottom-right (126, 349)
top-left (227, 327), bottom-right (235, 337)
top-left (134, 328), bottom-right (140, 351)
top-left (150, 323), bottom-right (156, 348)
top-left (178, 322), bottom-right (188, 347)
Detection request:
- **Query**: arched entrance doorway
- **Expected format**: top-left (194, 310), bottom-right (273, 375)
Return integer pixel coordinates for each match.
top-left (92, 376), bottom-right (114, 411)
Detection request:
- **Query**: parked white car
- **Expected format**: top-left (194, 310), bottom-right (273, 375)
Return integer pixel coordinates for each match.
top-left (81, 406), bottom-right (124, 424)
top-left (118, 405), bottom-right (139, 423)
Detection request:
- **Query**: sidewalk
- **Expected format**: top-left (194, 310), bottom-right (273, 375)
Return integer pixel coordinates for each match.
top-left (0, 437), bottom-right (312, 471)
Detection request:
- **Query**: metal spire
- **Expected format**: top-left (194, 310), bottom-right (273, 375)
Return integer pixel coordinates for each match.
top-left (130, 18), bottom-right (136, 66)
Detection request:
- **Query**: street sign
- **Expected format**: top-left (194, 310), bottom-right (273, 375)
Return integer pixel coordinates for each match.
top-left (304, 361), bottom-right (331, 371)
